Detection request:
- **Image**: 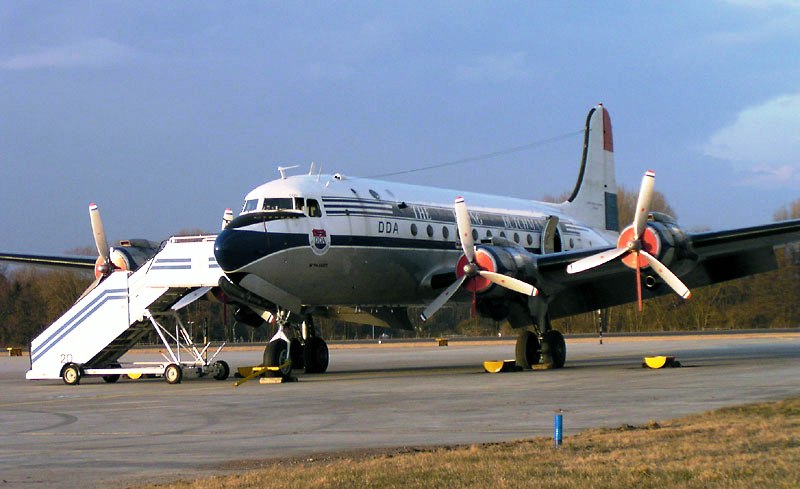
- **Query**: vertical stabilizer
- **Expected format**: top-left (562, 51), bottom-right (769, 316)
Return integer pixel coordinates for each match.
top-left (561, 104), bottom-right (618, 234)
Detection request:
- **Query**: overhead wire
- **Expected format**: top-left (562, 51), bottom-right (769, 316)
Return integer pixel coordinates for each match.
top-left (367, 129), bottom-right (584, 179)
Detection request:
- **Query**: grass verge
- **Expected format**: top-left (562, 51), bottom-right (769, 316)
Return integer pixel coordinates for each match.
top-left (135, 397), bottom-right (800, 489)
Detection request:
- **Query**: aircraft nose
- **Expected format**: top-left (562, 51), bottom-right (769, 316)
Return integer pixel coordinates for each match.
top-left (214, 229), bottom-right (269, 272)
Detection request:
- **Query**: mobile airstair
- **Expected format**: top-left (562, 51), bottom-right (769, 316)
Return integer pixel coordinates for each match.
top-left (26, 235), bottom-right (230, 385)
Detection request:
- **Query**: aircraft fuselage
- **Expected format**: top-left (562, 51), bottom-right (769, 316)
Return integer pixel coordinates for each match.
top-left (214, 172), bottom-right (614, 307)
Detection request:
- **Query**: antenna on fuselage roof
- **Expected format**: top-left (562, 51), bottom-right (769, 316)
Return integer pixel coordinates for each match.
top-left (278, 165), bottom-right (299, 180)
top-left (308, 161), bottom-right (323, 181)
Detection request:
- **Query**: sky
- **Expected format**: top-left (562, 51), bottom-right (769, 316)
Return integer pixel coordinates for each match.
top-left (1, 1), bottom-right (799, 254)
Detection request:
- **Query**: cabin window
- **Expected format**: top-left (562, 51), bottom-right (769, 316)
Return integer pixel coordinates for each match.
top-left (262, 198), bottom-right (294, 211)
top-left (426, 225), bottom-right (434, 238)
top-left (410, 223), bottom-right (418, 236)
top-left (242, 199), bottom-right (259, 213)
top-left (306, 199), bottom-right (322, 218)
top-left (442, 226), bottom-right (450, 240)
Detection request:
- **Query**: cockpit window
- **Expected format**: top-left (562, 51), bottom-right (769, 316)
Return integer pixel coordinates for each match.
top-left (262, 198), bottom-right (294, 211)
top-left (242, 199), bottom-right (259, 213)
top-left (306, 199), bottom-right (322, 218)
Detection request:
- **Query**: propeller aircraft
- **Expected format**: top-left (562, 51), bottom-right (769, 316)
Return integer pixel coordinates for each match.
top-left (3, 104), bottom-right (799, 376)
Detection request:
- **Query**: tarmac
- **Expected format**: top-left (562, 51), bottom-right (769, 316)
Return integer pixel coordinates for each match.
top-left (0, 332), bottom-right (798, 488)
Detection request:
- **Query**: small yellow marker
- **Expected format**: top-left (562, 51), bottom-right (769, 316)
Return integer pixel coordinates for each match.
top-left (643, 356), bottom-right (681, 369)
top-left (483, 359), bottom-right (517, 373)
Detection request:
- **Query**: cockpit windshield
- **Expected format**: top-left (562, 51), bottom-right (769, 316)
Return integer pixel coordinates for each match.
top-left (242, 199), bottom-right (259, 213)
top-left (238, 196), bottom-right (323, 220)
top-left (262, 198), bottom-right (294, 211)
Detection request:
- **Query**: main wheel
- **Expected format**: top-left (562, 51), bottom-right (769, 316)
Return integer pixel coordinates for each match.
top-left (264, 339), bottom-right (292, 378)
top-left (212, 360), bottom-right (230, 381)
top-left (290, 338), bottom-right (305, 370)
top-left (515, 330), bottom-right (541, 369)
top-left (303, 337), bottom-right (329, 374)
top-left (62, 363), bottom-right (81, 386)
top-left (541, 330), bottom-right (567, 369)
top-left (164, 363), bottom-right (183, 384)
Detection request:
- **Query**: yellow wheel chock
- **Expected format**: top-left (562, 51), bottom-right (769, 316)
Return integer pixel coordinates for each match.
top-left (234, 360), bottom-right (295, 386)
top-left (643, 356), bottom-right (681, 369)
top-left (483, 359), bottom-right (518, 373)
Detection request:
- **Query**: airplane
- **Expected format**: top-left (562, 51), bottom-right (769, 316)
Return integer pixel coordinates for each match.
top-left (3, 104), bottom-right (800, 378)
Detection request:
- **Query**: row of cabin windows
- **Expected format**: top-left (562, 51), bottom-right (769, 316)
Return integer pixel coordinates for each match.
top-left (409, 223), bottom-right (537, 247)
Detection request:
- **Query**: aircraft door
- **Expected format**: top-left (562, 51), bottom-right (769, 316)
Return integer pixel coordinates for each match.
top-left (541, 216), bottom-right (562, 253)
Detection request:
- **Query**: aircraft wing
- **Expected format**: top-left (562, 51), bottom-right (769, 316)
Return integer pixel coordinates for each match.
top-left (0, 252), bottom-right (96, 270)
top-left (532, 219), bottom-right (800, 319)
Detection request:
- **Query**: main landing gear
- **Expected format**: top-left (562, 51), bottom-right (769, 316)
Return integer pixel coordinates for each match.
top-left (263, 312), bottom-right (329, 378)
top-left (515, 316), bottom-right (566, 370)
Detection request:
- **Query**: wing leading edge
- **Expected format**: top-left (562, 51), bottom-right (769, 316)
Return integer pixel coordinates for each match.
top-left (0, 253), bottom-right (97, 270)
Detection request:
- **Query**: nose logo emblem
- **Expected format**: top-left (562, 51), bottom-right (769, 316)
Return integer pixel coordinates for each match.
top-left (310, 229), bottom-right (330, 256)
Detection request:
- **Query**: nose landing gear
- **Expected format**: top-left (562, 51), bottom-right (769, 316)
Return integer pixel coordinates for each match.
top-left (262, 312), bottom-right (329, 377)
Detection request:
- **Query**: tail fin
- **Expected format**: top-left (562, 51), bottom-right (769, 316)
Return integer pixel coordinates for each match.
top-left (561, 104), bottom-right (618, 233)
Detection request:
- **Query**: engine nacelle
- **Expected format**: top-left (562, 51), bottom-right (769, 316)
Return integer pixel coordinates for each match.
top-left (457, 245), bottom-right (531, 296)
top-left (94, 239), bottom-right (160, 279)
top-left (629, 213), bottom-right (690, 271)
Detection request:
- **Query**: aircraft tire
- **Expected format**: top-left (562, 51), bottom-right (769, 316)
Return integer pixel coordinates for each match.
top-left (290, 338), bottom-right (305, 370)
top-left (264, 339), bottom-right (292, 378)
top-left (515, 330), bottom-right (541, 369)
top-left (164, 363), bottom-right (183, 384)
top-left (541, 330), bottom-right (567, 369)
top-left (62, 363), bottom-right (81, 386)
top-left (303, 337), bottom-right (329, 374)
top-left (212, 360), bottom-right (230, 381)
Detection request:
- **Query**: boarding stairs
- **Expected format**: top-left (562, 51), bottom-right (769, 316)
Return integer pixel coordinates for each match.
top-left (26, 235), bottom-right (230, 384)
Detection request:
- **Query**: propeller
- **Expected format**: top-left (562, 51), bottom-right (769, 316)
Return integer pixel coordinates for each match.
top-left (89, 203), bottom-right (114, 277)
top-left (420, 197), bottom-right (538, 321)
top-left (566, 170), bottom-right (691, 311)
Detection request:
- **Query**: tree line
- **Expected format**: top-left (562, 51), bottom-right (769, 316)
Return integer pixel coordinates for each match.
top-left (1, 195), bottom-right (797, 347)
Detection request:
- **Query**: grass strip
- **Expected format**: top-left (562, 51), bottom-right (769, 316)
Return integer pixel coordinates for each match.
top-left (135, 397), bottom-right (800, 489)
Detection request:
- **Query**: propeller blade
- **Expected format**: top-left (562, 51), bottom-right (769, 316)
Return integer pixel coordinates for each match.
top-left (633, 170), bottom-right (656, 239)
top-left (420, 275), bottom-right (467, 322)
top-left (640, 251), bottom-right (692, 299)
top-left (567, 246), bottom-right (628, 274)
top-left (221, 208), bottom-right (233, 230)
top-left (89, 203), bottom-right (110, 264)
top-left (478, 271), bottom-right (538, 296)
top-left (454, 197), bottom-right (475, 263)
top-left (635, 253), bottom-right (643, 311)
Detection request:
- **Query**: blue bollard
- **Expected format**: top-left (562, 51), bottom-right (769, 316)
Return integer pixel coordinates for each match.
top-left (554, 413), bottom-right (563, 448)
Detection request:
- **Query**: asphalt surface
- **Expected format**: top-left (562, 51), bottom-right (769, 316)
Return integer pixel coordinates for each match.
top-left (1, 332), bottom-right (798, 488)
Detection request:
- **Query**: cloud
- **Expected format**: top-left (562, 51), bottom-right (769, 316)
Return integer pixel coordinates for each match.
top-left (456, 52), bottom-right (534, 83)
top-left (0, 38), bottom-right (136, 70)
top-left (702, 93), bottom-right (800, 186)
top-left (720, 0), bottom-right (800, 8)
